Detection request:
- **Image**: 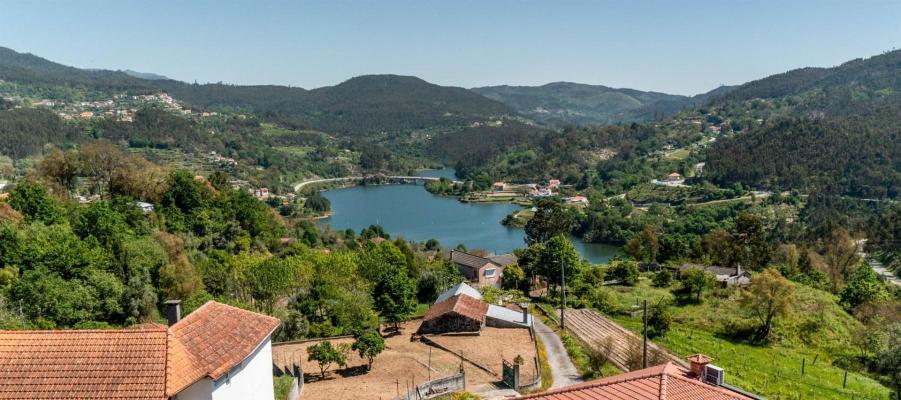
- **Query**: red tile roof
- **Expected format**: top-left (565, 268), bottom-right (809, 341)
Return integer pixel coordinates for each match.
top-left (521, 362), bottom-right (753, 400)
top-left (0, 301), bottom-right (280, 400)
top-left (422, 294), bottom-right (489, 324)
top-left (0, 325), bottom-right (169, 399)
top-left (166, 301), bottom-right (281, 395)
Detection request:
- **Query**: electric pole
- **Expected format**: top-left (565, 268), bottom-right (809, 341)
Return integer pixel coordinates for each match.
top-left (642, 299), bottom-right (648, 369)
top-left (560, 260), bottom-right (566, 331)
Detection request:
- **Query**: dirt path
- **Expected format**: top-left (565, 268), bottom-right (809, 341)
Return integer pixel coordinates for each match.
top-left (532, 317), bottom-right (583, 388)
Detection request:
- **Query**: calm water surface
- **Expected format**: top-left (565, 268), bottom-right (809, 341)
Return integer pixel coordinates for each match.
top-left (319, 170), bottom-right (620, 264)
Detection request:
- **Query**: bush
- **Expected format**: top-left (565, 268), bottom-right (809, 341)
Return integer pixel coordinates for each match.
top-left (653, 269), bottom-right (673, 287)
top-left (584, 287), bottom-right (620, 314)
top-left (647, 301), bottom-right (672, 338)
top-left (606, 260), bottom-right (639, 286)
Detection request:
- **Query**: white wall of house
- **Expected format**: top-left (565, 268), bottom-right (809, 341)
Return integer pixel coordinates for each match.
top-left (176, 337), bottom-right (276, 400)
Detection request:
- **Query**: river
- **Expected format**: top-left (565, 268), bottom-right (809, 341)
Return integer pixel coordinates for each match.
top-left (317, 170), bottom-right (621, 264)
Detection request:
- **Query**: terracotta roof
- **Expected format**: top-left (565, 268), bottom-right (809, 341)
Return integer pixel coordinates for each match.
top-left (521, 362), bottom-right (753, 400)
top-left (422, 294), bottom-right (489, 324)
top-left (0, 326), bottom-right (169, 399)
top-left (166, 301), bottom-right (281, 395)
top-left (0, 301), bottom-right (280, 399)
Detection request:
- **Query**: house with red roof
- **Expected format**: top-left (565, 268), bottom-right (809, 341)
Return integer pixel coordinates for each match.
top-left (520, 357), bottom-right (757, 400)
top-left (0, 300), bottom-right (280, 400)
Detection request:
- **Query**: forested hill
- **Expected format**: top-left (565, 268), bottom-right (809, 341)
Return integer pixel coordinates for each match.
top-left (718, 49), bottom-right (901, 109)
top-left (0, 46), bottom-right (518, 135)
top-left (704, 50), bottom-right (901, 198)
top-left (472, 81), bottom-right (733, 126)
top-left (156, 75), bottom-right (518, 134)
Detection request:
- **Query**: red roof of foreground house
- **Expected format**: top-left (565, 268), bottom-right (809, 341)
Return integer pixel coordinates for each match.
top-left (0, 301), bottom-right (279, 400)
top-left (422, 294), bottom-right (489, 324)
top-left (521, 362), bottom-right (753, 400)
top-left (166, 301), bottom-right (281, 394)
top-left (0, 326), bottom-right (169, 399)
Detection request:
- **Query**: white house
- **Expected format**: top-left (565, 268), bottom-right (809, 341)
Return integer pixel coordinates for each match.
top-left (0, 300), bottom-right (280, 400)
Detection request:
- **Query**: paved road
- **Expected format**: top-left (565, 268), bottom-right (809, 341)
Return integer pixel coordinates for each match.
top-left (532, 317), bottom-right (583, 389)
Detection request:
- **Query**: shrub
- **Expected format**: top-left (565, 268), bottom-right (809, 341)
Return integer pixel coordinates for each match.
top-left (607, 260), bottom-right (639, 286)
top-left (653, 269), bottom-right (673, 287)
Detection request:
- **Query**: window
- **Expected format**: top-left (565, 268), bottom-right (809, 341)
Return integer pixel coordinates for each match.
top-left (484, 268), bottom-right (496, 278)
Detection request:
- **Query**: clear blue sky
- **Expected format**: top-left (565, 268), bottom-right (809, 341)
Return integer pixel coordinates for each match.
top-left (1, 0), bottom-right (898, 95)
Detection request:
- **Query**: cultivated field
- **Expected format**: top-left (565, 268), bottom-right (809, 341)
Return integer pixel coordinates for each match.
top-left (559, 308), bottom-right (683, 371)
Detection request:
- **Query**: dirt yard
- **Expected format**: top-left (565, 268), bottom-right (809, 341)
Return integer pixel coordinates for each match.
top-left (272, 320), bottom-right (501, 400)
top-left (426, 326), bottom-right (539, 384)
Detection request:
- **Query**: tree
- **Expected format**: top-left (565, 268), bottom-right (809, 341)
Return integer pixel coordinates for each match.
top-left (647, 300), bottom-right (672, 338)
top-left (823, 229), bottom-right (859, 293)
top-left (652, 269), bottom-right (673, 288)
top-left (304, 191), bottom-right (331, 214)
top-left (606, 260), bottom-right (639, 286)
top-left (307, 341), bottom-right (347, 379)
top-left (626, 225), bottom-right (659, 263)
top-left (38, 149), bottom-right (80, 195)
top-left (352, 331), bottom-right (386, 370)
top-left (373, 266), bottom-right (417, 331)
top-left (678, 269), bottom-right (715, 303)
top-left (733, 213), bottom-right (769, 271)
top-left (840, 265), bottom-right (889, 311)
top-left (535, 235), bottom-right (582, 297)
top-left (79, 141), bottom-right (126, 199)
top-left (740, 268), bottom-right (795, 341)
top-left (524, 199), bottom-right (573, 245)
top-left (8, 181), bottom-right (65, 225)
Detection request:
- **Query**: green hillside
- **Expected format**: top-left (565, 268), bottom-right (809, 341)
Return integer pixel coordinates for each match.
top-left (472, 81), bottom-right (732, 126)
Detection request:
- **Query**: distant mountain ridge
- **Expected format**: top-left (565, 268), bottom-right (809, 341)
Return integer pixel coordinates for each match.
top-left (0, 46), bottom-right (517, 135)
top-left (472, 81), bottom-right (733, 126)
top-left (122, 69), bottom-right (169, 80)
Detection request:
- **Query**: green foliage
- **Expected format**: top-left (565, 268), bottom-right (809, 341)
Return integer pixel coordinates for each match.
top-left (8, 181), bottom-right (65, 225)
top-left (524, 200), bottom-right (573, 245)
top-left (373, 264), bottom-right (417, 330)
top-left (352, 331), bottom-right (386, 370)
top-left (677, 268), bottom-right (715, 304)
top-left (839, 265), bottom-right (889, 311)
top-left (307, 341), bottom-right (347, 379)
top-left (606, 260), bottom-right (640, 286)
top-left (647, 300), bottom-right (672, 338)
top-left (653, 269), bottom-right (673, 287)
top-left (304, 191), bottom-right (331, 214)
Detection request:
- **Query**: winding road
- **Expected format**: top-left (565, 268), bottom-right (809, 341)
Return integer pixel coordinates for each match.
top-left (293, 175), bottom-right (462, 192)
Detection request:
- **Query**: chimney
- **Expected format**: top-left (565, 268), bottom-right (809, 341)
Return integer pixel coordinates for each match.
top-left (165, 300), bottom-right (182, 326)
top-left (687, 354), bottom-right (712, 378)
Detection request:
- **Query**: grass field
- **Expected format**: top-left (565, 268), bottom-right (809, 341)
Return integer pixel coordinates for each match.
top-left (595, 278), bottom-right (892, 400)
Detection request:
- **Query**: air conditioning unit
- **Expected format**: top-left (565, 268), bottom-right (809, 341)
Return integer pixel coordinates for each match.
top-left (704, 364), bottom-right (725, 386)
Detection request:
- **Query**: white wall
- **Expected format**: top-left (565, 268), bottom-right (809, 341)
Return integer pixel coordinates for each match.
top-left (176, 337), bottom-right (275, 400)
top-left (176, 378), bottom-right (213, 400)
top-left (211, 337), bottom-right (275, 400)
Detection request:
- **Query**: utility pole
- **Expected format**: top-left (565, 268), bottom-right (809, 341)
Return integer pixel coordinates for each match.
top-left (560, 260), bottom-right (566, 331)
top-left (642, 299), bottom-right (648, 369)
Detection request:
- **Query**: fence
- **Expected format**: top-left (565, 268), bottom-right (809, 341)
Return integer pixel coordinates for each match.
top-left (393, 372), bottom-right (466, 400)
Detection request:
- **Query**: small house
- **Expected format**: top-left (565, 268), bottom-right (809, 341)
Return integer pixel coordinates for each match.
top-left (0, 301), bottom-right (281, 400)
top-left (493, 182), bottom-right (507, 191)
top-left (548, 179), bottom-right (561, 188)
top-left (450, 250), bottom-right (517, 288)
top-left (418, 294), bottom-right (488, 335)
top-left (665, 172), bottom-right (684, 182)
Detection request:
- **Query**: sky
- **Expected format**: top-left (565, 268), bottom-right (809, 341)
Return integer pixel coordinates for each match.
top-left (0, 0), bottom-right (899, 95)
